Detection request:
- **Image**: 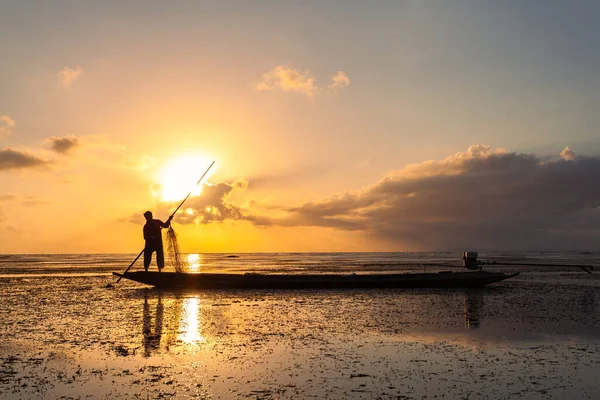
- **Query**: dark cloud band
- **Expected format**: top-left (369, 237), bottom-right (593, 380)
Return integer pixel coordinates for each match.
top-left (0, 148), bottom-right (47, 171)
top-left (47, 136), bottom-right (80, 154)
top-left (250, 146), bottom-right (600, 250)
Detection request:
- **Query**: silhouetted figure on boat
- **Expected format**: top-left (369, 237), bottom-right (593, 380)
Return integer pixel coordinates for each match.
top-left (143, 211), bottom-right (172, 272)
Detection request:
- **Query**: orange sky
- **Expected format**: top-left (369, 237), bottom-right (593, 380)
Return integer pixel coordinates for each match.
top-left (2, 2), bottom-right (600, 253)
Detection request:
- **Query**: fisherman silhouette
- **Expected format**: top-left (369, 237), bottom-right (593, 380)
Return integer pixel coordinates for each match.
top-left (143, 211), bottom-right (172, 272)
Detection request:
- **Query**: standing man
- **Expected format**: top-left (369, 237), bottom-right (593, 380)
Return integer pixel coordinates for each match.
top-left (143, 211), bottom-right (172, 272)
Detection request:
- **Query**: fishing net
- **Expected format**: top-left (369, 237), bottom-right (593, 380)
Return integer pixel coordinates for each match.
top-left (165, 226), bottom-right (185, 273)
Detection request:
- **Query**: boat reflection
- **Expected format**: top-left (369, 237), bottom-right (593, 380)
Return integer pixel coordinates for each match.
top-left (464, 291), bottom-right (483, 330)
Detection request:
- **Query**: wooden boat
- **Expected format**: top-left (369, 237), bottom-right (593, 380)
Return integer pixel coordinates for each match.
top-left (112, 270), bottom-right (518, 289)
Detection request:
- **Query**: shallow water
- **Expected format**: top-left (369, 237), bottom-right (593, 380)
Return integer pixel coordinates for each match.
top-left (1, 253), bottom-right (599, 399)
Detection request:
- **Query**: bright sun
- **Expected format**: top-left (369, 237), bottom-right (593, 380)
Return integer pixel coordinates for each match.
top-left (157, 155), bottom-right (214, 202)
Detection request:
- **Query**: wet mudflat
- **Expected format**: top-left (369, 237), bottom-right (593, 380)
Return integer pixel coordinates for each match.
top-left (1, 273), bottom-right (599, 399)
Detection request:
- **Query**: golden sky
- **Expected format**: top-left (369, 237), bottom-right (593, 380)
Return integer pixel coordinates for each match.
top-left (2, 1), bottom-right (600, 253)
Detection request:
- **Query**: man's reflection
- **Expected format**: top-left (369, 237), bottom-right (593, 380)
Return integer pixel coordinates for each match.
top-left (142, 292), bottom-right (209, 356)
top-left (464, 291), bottom-right (484, 329)
top-left (143, 291), bottom-right (164, 357)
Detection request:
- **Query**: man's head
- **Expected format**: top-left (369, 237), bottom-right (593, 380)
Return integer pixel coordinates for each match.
top-left (143, 211), bottom-right (153, 221)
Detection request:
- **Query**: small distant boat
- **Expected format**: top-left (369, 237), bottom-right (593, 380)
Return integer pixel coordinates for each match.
top-left (112, 270), bottom-right (518, 289)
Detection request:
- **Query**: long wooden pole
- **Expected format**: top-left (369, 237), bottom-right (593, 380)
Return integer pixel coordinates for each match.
top-left (116, 249), bottom-right (144, 283)
top-left (116, 161), bottom-right (215, 283)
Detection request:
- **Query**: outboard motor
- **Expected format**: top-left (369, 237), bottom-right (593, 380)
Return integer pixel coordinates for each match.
top-left (462, 251), bottom-right (481, 270)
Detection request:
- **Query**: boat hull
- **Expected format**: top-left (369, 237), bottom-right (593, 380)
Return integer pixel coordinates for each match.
top-left (112, 271), bottom-right (518, 289)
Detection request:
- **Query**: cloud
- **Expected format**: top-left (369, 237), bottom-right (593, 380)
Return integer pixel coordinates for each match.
top-left (389, 145), bottom-right (511, 179)
top-left (124, 154), bottom-right (156, 171)
top-left (328, 71), bottom-right (350, 90)
top-left (125, 144), bottom-right (600, 250)
top-left (0, 194), bottom-right (17, 202)
top-left (58, 66), bottom-right (83, 87)
top-left (0, 148), bottom-right (48, 171)
top-left (560, 146), bottom-right (576, 161)
top-left (0, 193), bottom-right (50, 206)
top-left (128, 180), bottom-right (247, 225)
top-left (46, 136), bottom-right (80, 154)
top-left (43, 134), bottom-right (144, 168)
top-left (256, 66), bottom-right (351, 96)
top-left (0, 115), bottom-right (15, 137)
top-left (174, 181), bottom-right (246, 224)
top-left (257, 66), bottom-right (319, 96)
top-left (247, 145), bottom-right (600, 250)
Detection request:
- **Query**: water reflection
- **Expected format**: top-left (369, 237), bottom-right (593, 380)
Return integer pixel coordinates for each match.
top-left (179, 297), bottom-right (206, 344)
top-left (138, 288), bottom-right (503, 358)
top-left (142, 292), bottom-right (164, 357)
top-left (142, 291), bottom-right (206, 356)
top-left (464, 291), bottom-right (483, 330)
top-left (580, 288), bottom-right (597, 316)
top-left (187, 253), bottom-right (202, 272)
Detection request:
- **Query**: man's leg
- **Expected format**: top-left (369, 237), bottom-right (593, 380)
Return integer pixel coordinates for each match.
top-left (143, 246), bottom-right (153, 272)
top-left (156, 246), bottom-right (164, 271)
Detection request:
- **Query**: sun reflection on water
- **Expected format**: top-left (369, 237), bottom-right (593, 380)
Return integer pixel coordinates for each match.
top-left (179, 297), bottom-right (206, 344)
top-left (187, 253), bottom-right (202, 272)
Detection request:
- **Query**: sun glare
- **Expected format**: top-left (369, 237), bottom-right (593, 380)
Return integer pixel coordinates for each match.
top-left (157, 156), bottom-right (214, 201)
top-left (187, 253), bottom-right (201, 272)
top-left (179, 297), bottom-right (206, 344)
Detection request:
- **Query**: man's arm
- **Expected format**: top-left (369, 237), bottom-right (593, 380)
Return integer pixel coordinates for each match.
top-left (161, 216), bottom-right (173, 228)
